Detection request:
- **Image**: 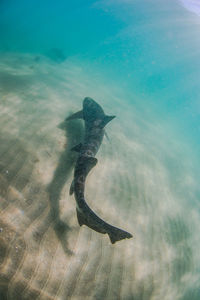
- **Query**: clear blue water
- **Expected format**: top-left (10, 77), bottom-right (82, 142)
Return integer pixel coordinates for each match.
top-left (0, 0), bottom-right (200, 299)
top-left (1, 0), bottom-right (200, 155)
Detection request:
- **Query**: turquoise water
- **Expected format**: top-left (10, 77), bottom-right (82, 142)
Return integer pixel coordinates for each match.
top-left (0, 0), bottom-right (200, 299)
top-left (1, 0), bottom-right (200, 153)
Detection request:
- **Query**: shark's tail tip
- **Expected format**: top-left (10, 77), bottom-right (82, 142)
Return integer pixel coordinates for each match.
top-left (108, 228), bottom-right (133, 244)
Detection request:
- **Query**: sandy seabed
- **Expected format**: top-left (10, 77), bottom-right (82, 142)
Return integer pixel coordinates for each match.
top-left (0, 52), bottom-right (199, 300)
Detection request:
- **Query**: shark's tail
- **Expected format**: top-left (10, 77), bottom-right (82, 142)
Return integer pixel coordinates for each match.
top-left (107, 226), bottom-right (133, 244)
top-left (76, 203), bottom-right (133, 244)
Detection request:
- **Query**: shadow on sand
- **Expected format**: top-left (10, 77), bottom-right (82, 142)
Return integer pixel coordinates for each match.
top-left (47, 115), bottom-right (84, 255)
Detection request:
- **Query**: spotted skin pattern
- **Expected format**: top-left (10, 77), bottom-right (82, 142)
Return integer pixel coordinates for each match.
top-left (67, 97), bottom-right (133, 244)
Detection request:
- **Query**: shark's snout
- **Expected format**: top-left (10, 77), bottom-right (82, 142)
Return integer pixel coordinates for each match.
top-left (83, 97), bottom-right (95, 107)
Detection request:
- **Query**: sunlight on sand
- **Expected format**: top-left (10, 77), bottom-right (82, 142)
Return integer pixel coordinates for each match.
top-left (0, 52), bottom-right (199, 299)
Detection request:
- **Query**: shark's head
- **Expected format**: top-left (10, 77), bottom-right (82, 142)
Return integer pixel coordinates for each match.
top-left (83, 97), bottom-right (102, 111)
top-left (83, 97), bottom-right (105, 121)
top-left (83, 97), bottom-right (95, 107)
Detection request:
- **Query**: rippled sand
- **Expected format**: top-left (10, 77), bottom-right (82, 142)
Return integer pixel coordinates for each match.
top-left (0, 53), bottom-right (199, 300)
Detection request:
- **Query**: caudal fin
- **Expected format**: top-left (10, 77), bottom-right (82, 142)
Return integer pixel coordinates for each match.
top-left (76, 206), bottom-right (133, 244)
top-left (108, 227), bottom-right (133, 244)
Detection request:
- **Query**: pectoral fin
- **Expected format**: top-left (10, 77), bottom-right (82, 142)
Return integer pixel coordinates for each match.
top-left (101, 115), bottom-right (116, 128)
top-left (66, 110), bottom-right (83, 121)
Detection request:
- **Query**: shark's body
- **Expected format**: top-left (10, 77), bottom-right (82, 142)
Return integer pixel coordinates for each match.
top-left (66, 97), bottom-right (132, 244)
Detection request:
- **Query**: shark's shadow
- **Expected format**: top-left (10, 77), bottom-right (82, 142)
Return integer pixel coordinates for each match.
top-left (47, 116), bottom-right (84, 255)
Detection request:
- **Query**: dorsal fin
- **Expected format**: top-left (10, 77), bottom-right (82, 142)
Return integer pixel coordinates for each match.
top-left (71, 143), bottom-right (82, 152)
top-left (100, 115), bottom-right (116, 128)
top-left (66, 110), bottom-right (83, 121)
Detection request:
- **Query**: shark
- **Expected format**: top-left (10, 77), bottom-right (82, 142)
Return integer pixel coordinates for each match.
top-left (66, 97), bottom-right (133, 244)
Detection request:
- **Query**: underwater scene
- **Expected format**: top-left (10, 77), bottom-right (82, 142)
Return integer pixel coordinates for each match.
top-left (0, 0), bottom-right (200, 299)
